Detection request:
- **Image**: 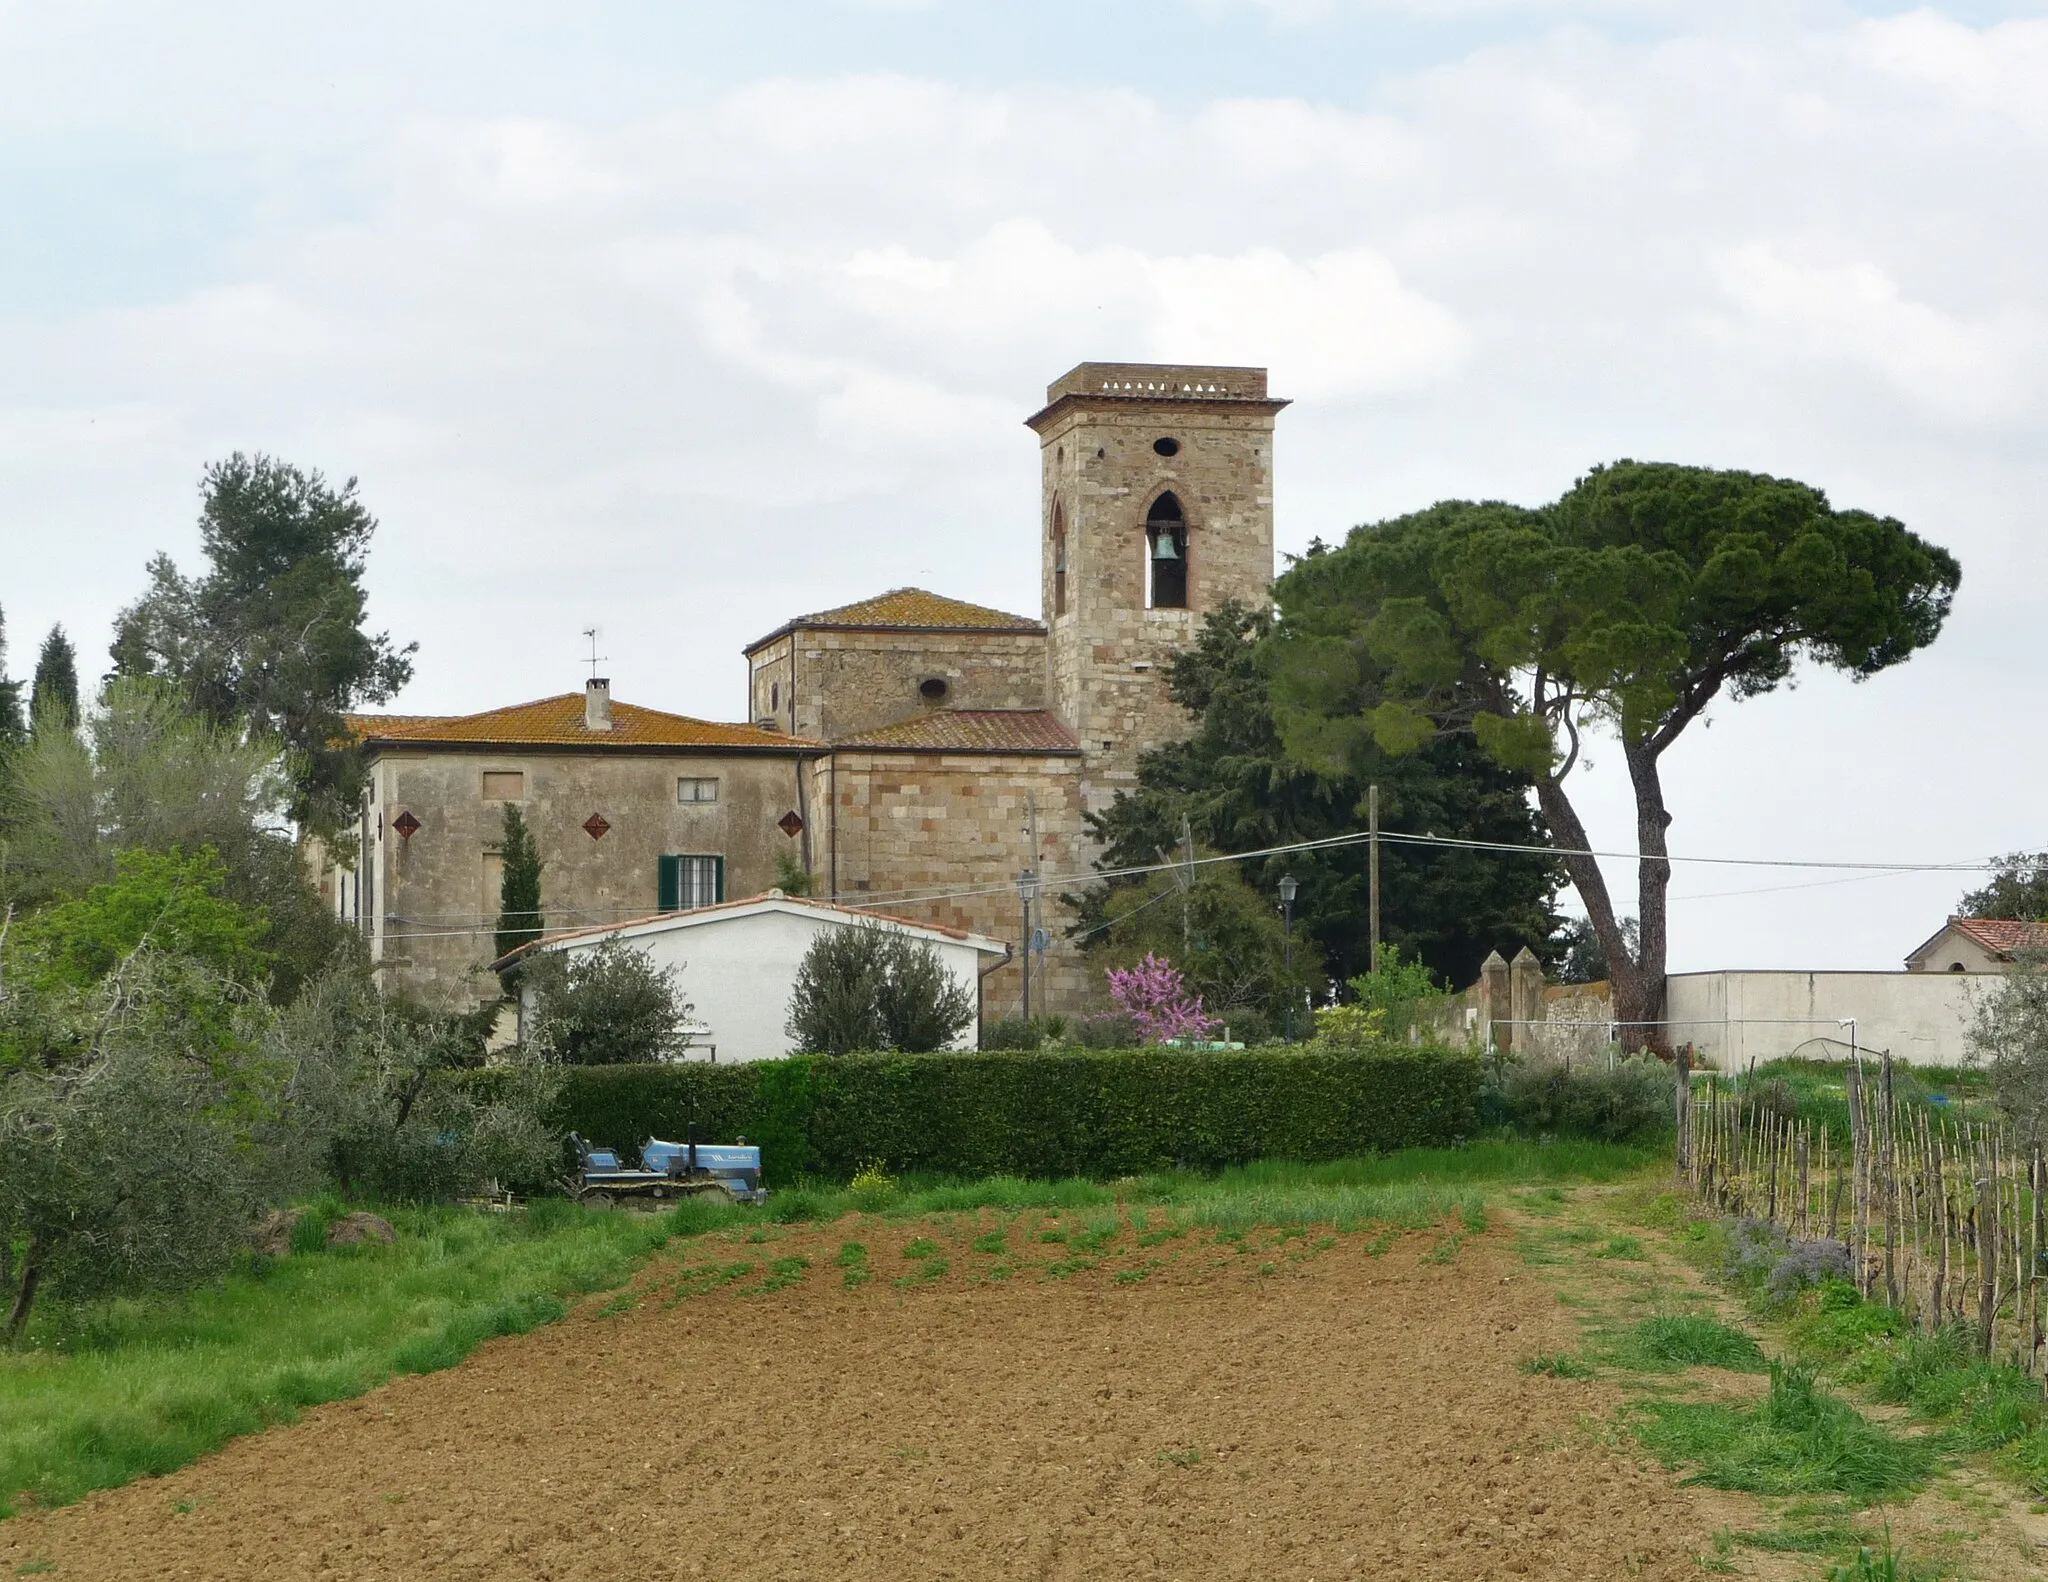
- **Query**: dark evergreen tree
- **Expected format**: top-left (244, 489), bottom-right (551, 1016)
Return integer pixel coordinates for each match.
top-left (110, 454), bottom-right (416, 835)
top-left (1072, 602), bottom-right (1562, 991)
top-left (0, 603), bottom-right (25, 747)
top-left (495, 803), bottom-right (544, 962)
top-left (29, 625), bottom-right (78, 733)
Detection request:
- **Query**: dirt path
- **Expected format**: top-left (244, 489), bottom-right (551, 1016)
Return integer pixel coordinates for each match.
top-left (1, 1212), bottom-right (1728, 1581)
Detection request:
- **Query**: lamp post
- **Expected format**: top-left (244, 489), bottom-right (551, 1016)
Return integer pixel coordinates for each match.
top-left (1278, 873), bottom-right (1299, 1042)
top-left (1017, 867), bottom-right (1040, 1022)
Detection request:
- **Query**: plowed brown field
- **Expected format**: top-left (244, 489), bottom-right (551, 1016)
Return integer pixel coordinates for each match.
top-left (1, 1217), bottom-right (1723, 1581)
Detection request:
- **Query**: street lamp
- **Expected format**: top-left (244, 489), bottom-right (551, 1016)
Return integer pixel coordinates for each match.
top-left (1278, 873), bottom-right (1299, 1042)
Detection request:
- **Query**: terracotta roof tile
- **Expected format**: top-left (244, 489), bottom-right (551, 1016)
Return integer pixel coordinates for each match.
top-left (833, 709), bottom-right (1080, 753)
top-left (746, 587), bottom-right (1041, 651)
top-left (347, 695), bottom-right (818, 751)
top-left (1949, 917), bottom-right (2048, 957)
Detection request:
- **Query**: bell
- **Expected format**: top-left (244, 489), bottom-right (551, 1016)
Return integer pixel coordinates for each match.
top-left (1150, 529), bottom-right (1181, 559)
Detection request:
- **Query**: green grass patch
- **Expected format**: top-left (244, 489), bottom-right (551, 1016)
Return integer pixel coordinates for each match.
top-left (1621, 1315), bottom-right (1768, 1372)
top-left (901, 1237), bottom-right (940, 1260)
top-left (1593, 1234), bottom-right (1645, 1260)
top-left (749, 1256), bottom-right (811, 1295)
top-left (0, 1200), bottom-right (683, 1518)
top-left (1521, 1352), bottom-right (1596, 1380)
top-left (1629, 1365), bottom-right (1936, 1501)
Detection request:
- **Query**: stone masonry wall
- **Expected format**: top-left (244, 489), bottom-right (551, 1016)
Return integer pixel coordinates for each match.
top-left (365, 746), bottom-right (817, 1007)
top-left (750, 628), bottom-right (1049, 745)
top-left (815, 748), bottom-right (1094, 1021)
top-left (1032, 380), bottom-right (1281, 822)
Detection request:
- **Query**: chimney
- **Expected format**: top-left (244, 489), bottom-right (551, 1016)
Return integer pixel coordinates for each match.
top-left (584, 677), bottom-right (613, 732)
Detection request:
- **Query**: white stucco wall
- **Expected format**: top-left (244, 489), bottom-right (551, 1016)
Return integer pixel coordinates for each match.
top-left (1664, 970), bottom-right (1995, 1069)
top-left (519, 900), bottom-right (1003, 1062)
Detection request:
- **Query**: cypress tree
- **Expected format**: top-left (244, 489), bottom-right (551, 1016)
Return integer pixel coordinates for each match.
top-left (30, 624), bottom-right (79, 732)
top-left (495, 803), bottom-right (544, 961)
top-left (0, 603), bottom-right (25, 746)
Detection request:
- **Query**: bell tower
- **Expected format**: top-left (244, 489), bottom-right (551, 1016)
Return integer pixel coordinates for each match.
top-left (1026, 362), bottom-right (1288, 813)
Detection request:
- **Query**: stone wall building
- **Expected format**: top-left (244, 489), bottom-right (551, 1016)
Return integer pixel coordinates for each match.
top-left (326, 361), bottom-right (1287, 1032)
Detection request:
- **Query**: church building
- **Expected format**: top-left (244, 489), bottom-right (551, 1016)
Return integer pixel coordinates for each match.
top-left (325, 361), bottom-right (1287, 1022)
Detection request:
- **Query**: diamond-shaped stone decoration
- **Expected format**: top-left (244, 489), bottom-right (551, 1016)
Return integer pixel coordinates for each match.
top-left (778, 810), bottom-right (805, 838)
top-left (392, 810), bottom-right (421, 839)
top-left (583, 813), bottom-right (611, 840)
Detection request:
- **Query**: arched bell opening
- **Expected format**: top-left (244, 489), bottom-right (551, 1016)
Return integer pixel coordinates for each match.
top-left (1144, 492), bottom-right (1188, 609)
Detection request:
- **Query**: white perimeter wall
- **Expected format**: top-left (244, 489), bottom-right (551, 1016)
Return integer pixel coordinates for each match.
top-left (537, 908), bottom-right (989, 1063)
top-left (1665, 971), bottom-right (1997, 1070)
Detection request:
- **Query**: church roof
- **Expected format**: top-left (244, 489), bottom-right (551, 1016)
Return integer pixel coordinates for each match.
top-left (346, 694), bottom-right (819, 752)
top-left (744, 588), bottom-right (1042, 653)
top-left (833, 708), bottom-right (1080, 754)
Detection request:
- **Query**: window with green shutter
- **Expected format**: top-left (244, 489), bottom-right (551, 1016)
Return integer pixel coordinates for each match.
top-left (658, 854), bottom-right (723, 912)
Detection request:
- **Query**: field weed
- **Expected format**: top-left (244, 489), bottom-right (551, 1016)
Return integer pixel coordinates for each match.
top-left (1521, 1352), bottom-right (1595, 1379)
top-left (1619, 1316), bottom-right (1767, 1373)
top-left (1628, 1365), bottom-right (1935, 1501)
top-left (1594, 1235), bottom-right (1645, 1260)
top-left (749, 1256), bottom-right (811, 1295)
top-left (1421, 1234), bottom-right (1463, 1265)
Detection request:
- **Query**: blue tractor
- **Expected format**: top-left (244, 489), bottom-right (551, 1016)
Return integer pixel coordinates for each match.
top-left (567, 1132), bottom-right (766, 1206)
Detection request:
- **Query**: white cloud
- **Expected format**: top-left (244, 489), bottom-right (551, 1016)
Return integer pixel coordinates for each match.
top-left (1716, 243), bottom-right (2043, 424)
top-left (6, 10), bottom-right (2048, 974)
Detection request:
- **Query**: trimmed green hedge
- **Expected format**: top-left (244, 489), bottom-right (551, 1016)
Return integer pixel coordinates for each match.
top-left (551, 1046), bottom-right (1481, 1186)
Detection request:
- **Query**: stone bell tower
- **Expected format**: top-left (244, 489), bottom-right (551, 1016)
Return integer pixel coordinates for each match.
top-left (1025, 362), bottom-right (1288, 814)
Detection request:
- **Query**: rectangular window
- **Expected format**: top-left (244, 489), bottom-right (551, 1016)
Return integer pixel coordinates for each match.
top-left (658, 854), bottom-right (724, 912)
top-left (482, 770), bottom-right (525, 800)
top-left (482, 850), bottom-right (504, 918)
top-left (677, 777), bottom-right (720, 803)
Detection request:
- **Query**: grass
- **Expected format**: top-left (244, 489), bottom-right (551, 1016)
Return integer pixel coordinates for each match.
top-left (1629, 1364), bottom-right (1937, 1501)
top-left (0, 1199), bottom-right (683, 1518)
top-left (1521, 1352), bottom-right (1596, 1380)
top-left (1621, 1315), bottom-right (1768, 1373)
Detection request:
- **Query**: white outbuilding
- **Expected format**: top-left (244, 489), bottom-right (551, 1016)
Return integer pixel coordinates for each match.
top-left (494, 890), bottom-right (1010, 1062)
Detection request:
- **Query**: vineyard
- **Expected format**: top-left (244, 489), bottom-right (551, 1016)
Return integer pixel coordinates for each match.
top-left (1681, 1053), bottom-right (2047, 1373)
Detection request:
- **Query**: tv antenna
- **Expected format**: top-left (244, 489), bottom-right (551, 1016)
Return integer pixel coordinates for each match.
top-left (581, 627), bottom-right (609, 680)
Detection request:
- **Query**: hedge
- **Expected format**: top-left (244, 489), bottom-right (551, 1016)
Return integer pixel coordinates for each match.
top-left (549, 1046), bottom-right (1481, 1186)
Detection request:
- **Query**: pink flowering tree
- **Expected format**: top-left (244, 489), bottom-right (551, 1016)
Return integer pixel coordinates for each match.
top-left (1105, 953), bottom-right (1219, 1045)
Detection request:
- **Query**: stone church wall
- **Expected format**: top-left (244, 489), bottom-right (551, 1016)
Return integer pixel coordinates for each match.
top-left (815, 747), bottom-right (1093, 1019)
top-left (748, 628), bottom-right (1048, 743)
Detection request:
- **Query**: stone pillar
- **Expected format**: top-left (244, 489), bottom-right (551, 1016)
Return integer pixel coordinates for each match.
top-left (1510, 947), bottom-right (1545, 1051)
top-left (1478, 950), bottom-right (1510, 1053)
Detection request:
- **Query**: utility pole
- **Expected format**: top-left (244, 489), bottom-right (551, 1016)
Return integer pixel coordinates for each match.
top-left (1019, 792), bottom-right (1042, 1022)
top-left (1368, 783), bottom-right (1381, 975)
top-left (1179, 813), bottom-right (1194, 956)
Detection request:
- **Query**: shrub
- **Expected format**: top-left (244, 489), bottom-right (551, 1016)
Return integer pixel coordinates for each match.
top-left (268, 973), bottom-right (562, 1202)
top-left (1488, 1054), bottom-right (1675, 1143)
top-left (546, 1043), bottom-right (1482, 1185)
top-left (785, 926), bottom-right (974, 1054)
top-left (525, 936), bottom-right (691, 1065)
top-left (981, 1016), bottom-right (1066, 1052)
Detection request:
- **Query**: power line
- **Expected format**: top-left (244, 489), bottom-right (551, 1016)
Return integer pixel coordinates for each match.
top-left (361, 828), bottom-right (1998, 945)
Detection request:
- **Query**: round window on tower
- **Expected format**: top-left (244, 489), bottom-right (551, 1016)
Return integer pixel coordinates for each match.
top-left (1153, 436), bottom-right (1180, 457)
top-left (919, 677), bottom-right (950, 703)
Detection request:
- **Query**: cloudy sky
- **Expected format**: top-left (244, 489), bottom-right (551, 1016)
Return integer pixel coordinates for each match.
top-left (3, 0), bottom-right (2043, 972)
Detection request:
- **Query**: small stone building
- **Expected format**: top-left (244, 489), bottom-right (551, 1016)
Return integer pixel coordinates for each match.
top-left (326, 360), bottom-right (1288, 1018)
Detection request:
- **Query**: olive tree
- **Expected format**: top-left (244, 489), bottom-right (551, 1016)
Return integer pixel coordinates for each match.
top-left (786, 926), bottom-right (975, 1055)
